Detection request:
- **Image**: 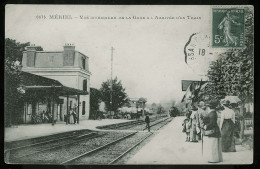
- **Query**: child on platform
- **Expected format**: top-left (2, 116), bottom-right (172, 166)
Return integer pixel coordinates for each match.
top-left (182, 113), bottom-right (191, 142)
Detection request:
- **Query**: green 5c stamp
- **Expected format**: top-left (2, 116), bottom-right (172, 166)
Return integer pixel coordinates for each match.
top-left (212, 8), bottom-right (245, 48)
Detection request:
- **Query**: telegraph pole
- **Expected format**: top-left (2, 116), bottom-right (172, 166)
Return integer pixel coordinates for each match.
top-left (110, 47), bottom-right (114, 118)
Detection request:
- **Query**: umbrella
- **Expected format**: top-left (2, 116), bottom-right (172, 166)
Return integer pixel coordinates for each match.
top-left (222, 96), bottom-right (241, 104)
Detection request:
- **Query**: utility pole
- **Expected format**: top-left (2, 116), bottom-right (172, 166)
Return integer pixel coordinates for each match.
top-left (110, 47), bottom-right (114, 118)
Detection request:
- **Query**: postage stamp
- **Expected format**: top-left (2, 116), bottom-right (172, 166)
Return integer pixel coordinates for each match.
top-left (212, 8), bottom-right (245, 48)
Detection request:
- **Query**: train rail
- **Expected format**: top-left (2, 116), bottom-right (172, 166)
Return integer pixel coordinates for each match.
top-left (6, 132), bottom-right (101, 163)
top-left (60, 132), bottom-right (139, 164)
top-left (5, 129), bottom-right (92, 150)
top-left (62, 118), bottom-right (172, 165)
top-left (5, 116), bottom-right (173, 164)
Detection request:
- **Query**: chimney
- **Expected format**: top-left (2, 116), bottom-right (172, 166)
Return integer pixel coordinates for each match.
top-left (25, 44), bottom-right (41, 67)
top-left (64, 43), bottom-right (75, 51)
top-left (63, 43), bottom-right (75, 66)
top-left (26, 44), bottom-right (42, 51)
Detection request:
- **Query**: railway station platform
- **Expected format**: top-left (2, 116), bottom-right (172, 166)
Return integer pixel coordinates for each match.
top-left (126, 116), bottom-right (253, 164)
top-left (4, 119), bottom-right (132, 142)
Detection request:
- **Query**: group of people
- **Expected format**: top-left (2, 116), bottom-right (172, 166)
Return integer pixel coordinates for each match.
top-left (65, 108), bottom-right (78, 124)
top-left (41, 111), bottom-right (52, 123)
top-left (182, 99), bottom-right (239, 163)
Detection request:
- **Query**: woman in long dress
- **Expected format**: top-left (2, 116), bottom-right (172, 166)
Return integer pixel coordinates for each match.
top-left (190, 106), bottom-right (199, 142)
top-left (69, 112), bottom-right (74, 124)
top-left (220, 100), bottom-right (236, 152)
top-left (203, 100), bottom-right (223, 163)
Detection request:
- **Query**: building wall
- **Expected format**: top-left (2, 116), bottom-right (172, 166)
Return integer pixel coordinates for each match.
top-left (35, 52), bottom-right (63, 68)
top-left (21, 70), bottom-right (90, 120)
top-left (21, 45), bottom-right (91, 121)
top-left (22, 50), bottom-right (89, 70)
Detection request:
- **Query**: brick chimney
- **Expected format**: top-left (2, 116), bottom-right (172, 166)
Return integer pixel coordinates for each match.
top-left (64, 43), bottom-right (75, 51)
top-left (26, 44), bottom-right (41, 67)
top-left (63, 43), bottom-right (75, 66)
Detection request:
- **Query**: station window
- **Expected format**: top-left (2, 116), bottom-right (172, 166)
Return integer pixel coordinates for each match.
top-left (82, 101), bottom-right (86, 115)
top-left (83, 79), bottom-right (87, 91)
top-left (82, 57), bottom-right (86, 70)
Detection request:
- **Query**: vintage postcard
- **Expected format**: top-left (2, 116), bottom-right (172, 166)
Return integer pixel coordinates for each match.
top-left (4, 5), bottom-right (253, 164)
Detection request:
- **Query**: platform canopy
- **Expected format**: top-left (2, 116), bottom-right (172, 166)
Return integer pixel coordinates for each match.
top-left (20, 71), bottom-right (88, 96)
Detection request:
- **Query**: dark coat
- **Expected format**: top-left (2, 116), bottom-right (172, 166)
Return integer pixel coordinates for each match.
top-left (203, 110), bottom-right (221, 138)
top-left (145, 116), bottom-right (150, 124)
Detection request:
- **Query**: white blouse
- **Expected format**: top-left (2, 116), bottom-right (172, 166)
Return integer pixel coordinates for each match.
top-left (219, 106), bottom-right (235, 129)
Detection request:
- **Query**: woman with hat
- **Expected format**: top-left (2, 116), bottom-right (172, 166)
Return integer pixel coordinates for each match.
top-left (189, 105), bottom-right (199, 142)
top-left (219, 100), bottom-right (236, 152)
top-left (197, 101), bottom-right (209, 140)
top-left (202, 100), bottom-right (223, 163)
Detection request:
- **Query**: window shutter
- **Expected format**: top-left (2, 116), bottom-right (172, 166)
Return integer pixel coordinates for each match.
top-left (82, 101), bottom-right (86, 115)
top-left (83, 79), bottom-right (87, 91)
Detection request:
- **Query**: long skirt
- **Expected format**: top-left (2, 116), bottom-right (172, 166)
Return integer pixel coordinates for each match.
top-left (190, 124), bottom-right (197, 141)
top-left (221, 119), bottom-right (236, 152)
top-left (69, 115), bottom-right (74, 124)
top-left (203, 136), bottom-right (223, 163)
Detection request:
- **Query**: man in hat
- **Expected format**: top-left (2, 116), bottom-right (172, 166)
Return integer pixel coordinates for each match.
top-left (144, 114), bottom-right (151, 132)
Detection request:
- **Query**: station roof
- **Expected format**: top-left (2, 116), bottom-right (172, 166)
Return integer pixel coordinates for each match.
top-left (20, 71), bottom-right (88, 95)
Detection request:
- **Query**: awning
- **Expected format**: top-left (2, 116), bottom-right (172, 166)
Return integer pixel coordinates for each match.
top-left (21, 71), bottom-right (88, 96)
top-left (24, 86), bottom-right (88, 95)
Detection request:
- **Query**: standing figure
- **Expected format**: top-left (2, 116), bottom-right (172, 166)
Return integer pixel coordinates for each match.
top-left (190, 106), bottom-right (199, 142)
top-left (218, 10), bottom-right (241, 46)
top-left (198, 101), bottom-right (209, 139)
top-left (202, 100), bottom-right (223, 163)
top-left (66, 111), bottom-right (70, 124)
top-left (231, 103), bottom-right (241, 138)
top-left (182, 113), bottom-right (191, 142)
top-left (145, 115), bottom-right (150, 132)
top-left (220, 100), bottom-right (236, 152)
top-left (69, 108), bottom-right (74, 124)
top-left (72, 110), bottom-right (77, 124)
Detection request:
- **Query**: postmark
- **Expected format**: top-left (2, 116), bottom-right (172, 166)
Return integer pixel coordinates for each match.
top-left (212, 8), bottom-right (245, 48)
top-left (184, 32), bottom-right (213, 76)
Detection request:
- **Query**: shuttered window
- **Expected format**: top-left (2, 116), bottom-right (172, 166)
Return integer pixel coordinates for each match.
top-left (82, 57), bottom-right (86, 69)
top-left (82, 101), bottom-right (86, 115)
top-left (83, 79), bottom-right (87, 91)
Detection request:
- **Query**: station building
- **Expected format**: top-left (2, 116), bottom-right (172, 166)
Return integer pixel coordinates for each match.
top-left (20, 44), bottom-right (91, 123)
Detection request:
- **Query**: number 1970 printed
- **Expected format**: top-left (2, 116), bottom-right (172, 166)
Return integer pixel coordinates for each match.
top-left (212, 8), bottom-right (245, 48)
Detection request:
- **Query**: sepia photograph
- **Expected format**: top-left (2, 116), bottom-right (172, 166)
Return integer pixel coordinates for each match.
top-left (4, 5), bottom-right (254, 165)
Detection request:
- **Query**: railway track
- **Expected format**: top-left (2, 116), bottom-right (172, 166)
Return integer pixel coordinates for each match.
top-left (5, 129), bottom-right (92, 150)
top-left (103, 116), bottom-right (170, 131)
top-left (62, 118), bottom-right (172, 165)
top-left (145, 117), bottom-right (173, 131)
top-left (6, 117), bottom-right (173, 164)
top-left (5, 132), bottom-right (101, 163)
top-left (60, 132), bottom-right (140, 164)
top-left (61, 132), bottom-right (153, 165)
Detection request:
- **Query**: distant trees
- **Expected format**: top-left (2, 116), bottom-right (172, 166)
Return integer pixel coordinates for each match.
top-left (89, 88), bottom-right (102, 119)
top-left (151, 103), bottom-right (157, 112)
top-left (100, 77), bottom-right (129, 114)
top-left (157, 104), bottom-right (165, 115)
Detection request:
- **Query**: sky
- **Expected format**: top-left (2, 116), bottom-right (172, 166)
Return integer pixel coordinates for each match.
top-left (5, 5), bottom-right (216, 104)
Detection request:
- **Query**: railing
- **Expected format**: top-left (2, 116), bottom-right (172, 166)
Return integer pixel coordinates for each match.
top-left (244, 118), bottom-right (253, 130)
